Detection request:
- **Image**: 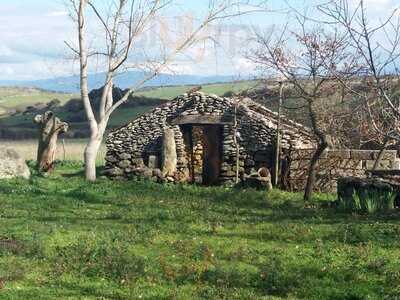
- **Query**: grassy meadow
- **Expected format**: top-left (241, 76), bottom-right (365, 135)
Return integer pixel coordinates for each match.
top-left (0, 162), bottom-right (400, 299)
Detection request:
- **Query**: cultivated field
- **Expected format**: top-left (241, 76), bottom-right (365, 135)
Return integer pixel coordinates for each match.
top-left (0, 163), bottom-right (399, 299)
top-left (1, 140), bottom-right (106, 164)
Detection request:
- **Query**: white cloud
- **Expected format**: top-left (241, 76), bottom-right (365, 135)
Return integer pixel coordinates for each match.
top-left (4, 67), bottom-right (15, 76)
top-left (350, 0), bottom-right (396, 11)
top-left (2, 0), bottom-right (396, 82)
top-left (0, 46), bottom-right (13, 57)
top-left (45, 10), bottom-right (69, 17)
top-left (0, 57), bottom-right (79, 81)
top-left (234, 58), bottom-right (256, 74)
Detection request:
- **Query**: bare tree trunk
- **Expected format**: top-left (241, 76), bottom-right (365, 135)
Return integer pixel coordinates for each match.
top-left (34, 111), bottom-right (68, 173)
top-left (78, 0), bottom-right (102, 182)
top-left (304, 100), bottom-right (331, 201)
top-left (372, 140), bottom-right (389, 171)
top-left (233, 103), bottom-right (240, 184)
top-left (274, 81), bottom-right (284, 187)
top-left (84, 123), bottom-right (106, 181)
top-left (84, 137), bottom-right (102, 181)
top-left (62, 139), bottom-right (66, 161)
top-left (304, 141), bottom-right (328, 201)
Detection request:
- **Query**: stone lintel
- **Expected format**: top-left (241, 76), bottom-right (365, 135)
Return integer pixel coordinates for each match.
top-left (170, 114), bottom-right (234, 125)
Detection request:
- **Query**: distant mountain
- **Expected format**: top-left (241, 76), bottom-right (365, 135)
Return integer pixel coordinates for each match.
top-left (0, 71), bottom-right (241, 93)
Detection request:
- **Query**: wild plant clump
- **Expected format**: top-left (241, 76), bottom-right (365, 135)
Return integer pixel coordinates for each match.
top-left (337, 177), bottom-right (396, 213)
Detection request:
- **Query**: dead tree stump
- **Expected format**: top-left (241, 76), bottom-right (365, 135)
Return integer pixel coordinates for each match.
top-left (34, 111), bottom-right (68, 173)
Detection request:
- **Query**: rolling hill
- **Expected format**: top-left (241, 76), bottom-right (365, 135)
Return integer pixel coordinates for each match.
top-left (0, 81), bottom-right (259, 140)
top-left (0, 87), bottom-right (77, 115)
top-left (0, 71), bottom-right (247, 93)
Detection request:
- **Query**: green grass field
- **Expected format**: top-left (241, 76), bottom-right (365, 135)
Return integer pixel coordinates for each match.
top-left (0, 163), bottom-right (400, 299)
top-left (136, 81), bottom-right (259, 99)
top-left (0, 87), bottom-right (76, 110)
top-left (0, 81), bottom-right (254, 114)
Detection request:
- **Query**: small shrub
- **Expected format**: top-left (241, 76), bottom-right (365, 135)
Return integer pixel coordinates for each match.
top-left (337, 178), bottom-right (395, 213)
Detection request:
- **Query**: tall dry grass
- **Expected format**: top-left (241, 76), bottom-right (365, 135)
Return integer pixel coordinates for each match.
top-left (0, 139), bottom-right (106, 164)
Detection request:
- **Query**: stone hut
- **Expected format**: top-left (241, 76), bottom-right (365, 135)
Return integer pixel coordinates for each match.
top-left (105, 92), bottom-right (315, 186)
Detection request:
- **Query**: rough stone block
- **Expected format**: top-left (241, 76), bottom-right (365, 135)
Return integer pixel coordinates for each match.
top-left (148, 155), bottom-right (159, 169)
top-left (291, 149), bottom-right (324, 160)
top-left (327, 150), bottom-right (350, 159)
top-left (290, 160), bottom-right (309, 170)
top-left (118, 160), bottom-right (131, 169)
top-left (221, 170), bottom-right (236, 177)
top-left (177, 157), bottom-right (188, 165)
top-left (350, 150), bottom-right (374, 160)
top-left (374, 150), bottom-right (397, 161)
top-left (119, 153), bottom-right (131, 160)
top-left (351, 160), bottom-right (363, 170)
top-left (335, 159), bottom-right (359, 169)
top-left (143, 168), bottom-right (153, 178)
top-left (132, 158), bottom-right (144, 167)
top-left (367, 160), bottom-right (391, 170)
top-left (106, 168), bottom-right (124, 176)
top-left (152, 168), bottom-right (163, 178)
top-left (391, 159), bottom-right (400, 170)
top-left (162, 127), bottom-right (177, 177)
top-left (289, 169), bottom-right (308, 179)
top-left (105, 155), bottom-right (118, 163)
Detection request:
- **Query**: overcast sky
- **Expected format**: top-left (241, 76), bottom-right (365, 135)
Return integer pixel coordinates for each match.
top-left (0, 0), bottom-right (398, 81)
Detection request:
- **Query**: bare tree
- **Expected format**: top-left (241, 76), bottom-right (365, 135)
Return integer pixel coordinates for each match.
top-left (249, 18), bottom-right (358, 200)
top-left (68, 0), bottom-right (262, 181)
top-left (319, 0), bottom-right (400, 167)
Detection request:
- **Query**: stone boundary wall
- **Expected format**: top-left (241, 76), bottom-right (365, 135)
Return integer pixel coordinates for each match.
top-left (288, 149), bottom-right (400, 192)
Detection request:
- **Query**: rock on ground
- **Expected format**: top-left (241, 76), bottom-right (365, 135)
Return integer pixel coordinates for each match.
top-left (0, 147), bottom-right (30, 179)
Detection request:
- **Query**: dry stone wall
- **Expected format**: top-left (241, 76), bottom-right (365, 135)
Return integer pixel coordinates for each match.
top-left (288, 149), bottom-right (400, 192)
